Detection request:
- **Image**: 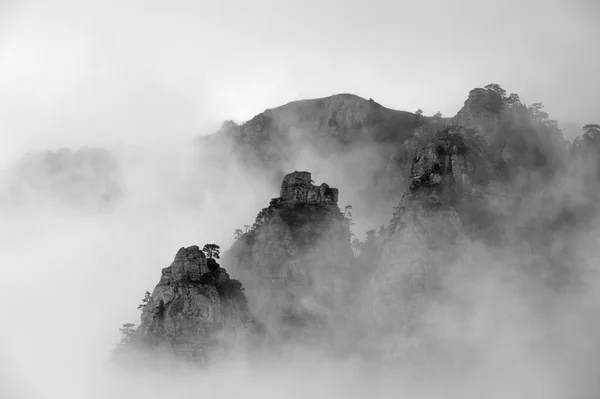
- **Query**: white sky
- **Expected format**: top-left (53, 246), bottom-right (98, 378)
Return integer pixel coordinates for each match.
top-left (1, 0), bottom-right (599, 163)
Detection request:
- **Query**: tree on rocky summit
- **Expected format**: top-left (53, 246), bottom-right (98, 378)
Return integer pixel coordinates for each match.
top-left (415, 109), bottom-right (423, 116)
top-left (118, 323), bottom-right (136, 346)
top-left (505, 93), bottom-right (522, 108)
top-left (433, 111), bottom-right (443, 119)
top-left (234, 229), bottom-right (243, 239)
top-left (202, 244), bottom-right (221, 259)
top-left (484, 83), bottom-right (507, 98)
top-left (529, 103), bottom-right (549, 123)
top-left (137, 291), bottom-right (151, 311)
top-left (583, 124), bottom-right (600, 139)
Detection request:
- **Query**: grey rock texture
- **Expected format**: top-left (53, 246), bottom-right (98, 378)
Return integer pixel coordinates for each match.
top-left (224, 172), bottom-right (357, 347)
top-left (451, 88), bottom-right (504, 141)
top-left (280, 171), bottom-right (339, 205)
top-left (364, 128), bottom-right (473, 358)
top-left (136, 246), bottom-right (258, 363)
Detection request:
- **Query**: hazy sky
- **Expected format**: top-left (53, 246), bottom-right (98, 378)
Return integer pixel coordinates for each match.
top-left (1, 0), bottom-right (599, 163)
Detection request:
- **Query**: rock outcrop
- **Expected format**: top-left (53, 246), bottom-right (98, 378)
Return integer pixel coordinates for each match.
top-left (364, 128), bottom-right (473, 358)
top-left (134, 246), bottom-right (258, 364)
top-left (451, 88), bottom-right (504, 141)
top-left (224, 171), bottom-right (356, 348)
top-left (279, 171), bottom-right (339, 205)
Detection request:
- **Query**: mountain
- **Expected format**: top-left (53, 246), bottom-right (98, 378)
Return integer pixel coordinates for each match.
top-left (224, 171), bottom-right (358, 351)
top-left (117, 84), bottom-right (600, 367)
top-left (200, 94), bottom-right (430, 225)
top-left (115, 245), bottom-right (261, 366)
top-left (204, 93), bottom-right (424, 170)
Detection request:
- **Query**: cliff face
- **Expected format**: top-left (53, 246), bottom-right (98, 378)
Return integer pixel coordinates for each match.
top-left (224, 171), bottom-right (356, 346)
top-left (367, 130), bottom-right (472, 352)
top-left (135, 246), bottom-right (257, 363)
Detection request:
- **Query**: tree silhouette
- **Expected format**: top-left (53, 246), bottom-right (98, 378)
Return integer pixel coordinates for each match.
top-left (118, 323), bottom-right (136, 345)
top-left (234, 229), bottom-right (243, 239)
top-left (583, 124), bottom-right (600, 139)
top-left (137, 291), bottom-right (151, 311)
top-left (506, 93), bottom-right (522, 108)
top-left (529, 103), bottom-right (549, 122)
top-left (484, 83), bottom-right (507, 98)
top-left (202, 244), bottom-right (220, 259)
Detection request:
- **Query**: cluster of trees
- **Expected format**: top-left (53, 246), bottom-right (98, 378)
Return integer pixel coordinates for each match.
top-left (414, 109), bottom-right (443, 120)
top-left (233, 225), bottom-right (252, 239)
top-left (476, 83), bottom-right (570, 178)
top-left (582, 124), bottom-right (600, 139)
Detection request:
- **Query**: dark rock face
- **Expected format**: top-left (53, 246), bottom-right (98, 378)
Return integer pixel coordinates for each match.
top-left (224, 172), bottom-right (356, 347)
top-left (280, 171), bottom-right (339, 205)
top-left (136, 246), bottom-right (257, 363)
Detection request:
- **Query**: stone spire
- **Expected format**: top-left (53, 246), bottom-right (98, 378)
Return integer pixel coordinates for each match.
top-left (279, 171), bottom-right (339, 205)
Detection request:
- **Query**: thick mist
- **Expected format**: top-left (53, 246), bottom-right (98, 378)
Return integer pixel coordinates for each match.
top-left (3, 123), bottom-right (600, 399)
top-left (3, 1), bottom-right (600, 398)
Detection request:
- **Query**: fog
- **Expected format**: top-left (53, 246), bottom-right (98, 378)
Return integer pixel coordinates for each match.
top-left (2, 1), bottom-right (600, 398)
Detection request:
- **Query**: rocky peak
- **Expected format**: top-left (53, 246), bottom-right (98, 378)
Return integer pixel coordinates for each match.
top-left (280, 171), bottom-right (339, 205)
top-left (224, 171), bottom-right (356, 348)
top-left (129, 246), bottom-right (256, 364)
top-left (451, 87), bottom-right (504, 140)
top-left (159, 245), bottom-right (209, 283)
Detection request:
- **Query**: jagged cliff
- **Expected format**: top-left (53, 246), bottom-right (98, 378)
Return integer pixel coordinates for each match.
top-left (130, 246), bottom-right (259, 364)
top-left (364, 128), bottom-right (473, 356)
top-left (224, 171), bottom-right (357, 347)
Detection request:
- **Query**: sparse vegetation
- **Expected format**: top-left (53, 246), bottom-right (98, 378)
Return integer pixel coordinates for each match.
top-left (202, 244), bottom-right (221, 259)
top-left (137, 291), bottom-right (151, 311)
top-left (118, 323), bottom-right (136, 346)
top-left (583, 124), bottom-right (600, 138)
